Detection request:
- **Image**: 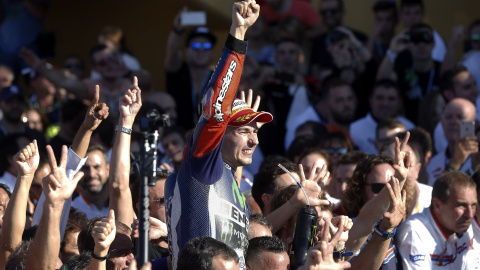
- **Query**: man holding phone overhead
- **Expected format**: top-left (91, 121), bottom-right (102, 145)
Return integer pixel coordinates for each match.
top-left (426, 98), bottom-right (478, 185)
top-left (165, 7), bottom-right (217, 130)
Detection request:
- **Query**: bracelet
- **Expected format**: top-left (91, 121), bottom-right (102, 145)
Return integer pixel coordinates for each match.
top-left (386, 49), bottom-right (397, 63)
top-left (115, 126), bottom-right (132, 135)
top-left (91, 251), bottom-right (110, 261)
top-left (446, 163), bottom-right (459, 171)
top-left (373, 218), bottom-right (396, 239)
top-left (333, 247), bottom-right (354, 258)
top-left (172, 26), bottom-right (185, 35)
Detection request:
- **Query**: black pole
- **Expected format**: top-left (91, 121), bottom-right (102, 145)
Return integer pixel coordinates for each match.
top-left (137, 117), bottom-right (160, 265)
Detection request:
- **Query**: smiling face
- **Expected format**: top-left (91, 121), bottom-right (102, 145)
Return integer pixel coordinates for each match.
top-left (222, 122), bottom-right (259, 169)
top-left (80, 150), bottom-right (109, 195)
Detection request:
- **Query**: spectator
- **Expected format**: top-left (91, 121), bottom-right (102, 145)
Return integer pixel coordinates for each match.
top-left (0, 85), bottom-right (46, 144)
top-left (407, 127), bottom-right (433, 185)
top-left (177, 237), bottom-right (239, 270)
top-left (285, 78), bottom-right (357, 149)
top-left (22, 108), bottom-right (49, 134)
top-left (248, 214), bottom-right (273, 239)
top-left (165, 10), bottom-right (217, 130)
top-left (377, 23), bottom-right (441, 122)
top-left (62, 55), bottom-right (87, 80)
top-left (0, 183), bottom-right (11, 237)
top-left (434, 66), bottom-right (479, 153)
top-left (368, 1), bottom-right (398, 66)
top-left (161, 126), bottom-right (187, 171)
top-left (71, 144), bottom-right (110, 219)
top-left (251, 163), bottom-right (298, 215)
top-left (286, 135), bottom-right (322, 163)
top-left (310, 0), bottom-right (368, 74)
top-left (375, 118), bottom-right (406, 152)
top-left (146, 91), bottom-right (178, 126)
top-left (461, 19), bottom-right (480, 90)
top-left (426, 98), bottom-right (478, 185)
top-left (261, 0), bottom-right (324, 39)
top-left (245, 236), bottom-right (289, 270)
top-left (417, 90), bottom-right (445, 138)
top-left (399, 0), bottom-right (447, 62)
top-left (254, 38), bottom-right (309, 156)
top-left (0, 65), bottom-right (14, 90)
top-left (320, 132), bottom-right (353, 170)
top-left (332, 151), bottom-right (367, 214)
top-left (350, 79), bottom-right (414, 154)
top-left (396, 171), bottom-right (477, 268)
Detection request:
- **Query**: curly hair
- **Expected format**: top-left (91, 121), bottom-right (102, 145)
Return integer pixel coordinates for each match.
top-left (341, 155), bottom-right (394, 216)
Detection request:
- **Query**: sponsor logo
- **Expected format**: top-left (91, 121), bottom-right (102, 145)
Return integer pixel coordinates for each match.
top-left (213, 60), bottom-right (237, 122)
top-left (233, 113), bottom-right (256, 123)
top-left (410, 254), bottom-right (425, 262)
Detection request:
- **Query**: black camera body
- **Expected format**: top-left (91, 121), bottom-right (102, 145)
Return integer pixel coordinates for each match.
top-left (139, 109), bottom-right (170, 132)
top-left (406, 29), bottom-right (433, 44)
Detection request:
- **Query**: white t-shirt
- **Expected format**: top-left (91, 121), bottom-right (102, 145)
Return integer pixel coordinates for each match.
top-left (396, 208), bottom-right (478, 269)
top-left (426, 151), bottom-right (473, 186)
top-left (349, 113), bottom-right (415, 154)
top-left (71, 194), bottom-right (109, 220)
top-left (413, 183), bottom-right (432, 214)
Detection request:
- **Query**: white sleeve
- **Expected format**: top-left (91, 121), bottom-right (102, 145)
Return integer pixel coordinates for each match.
top-left (396, 222), bottom-right (432, 269)
top-left (31, 146), bottom-right (87, 240)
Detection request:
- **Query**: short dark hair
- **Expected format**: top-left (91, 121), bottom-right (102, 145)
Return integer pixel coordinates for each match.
top-left (371, 79), bottom-right (401, 98)
top-left (249, 213), bottom-right (273, 231)
top-left (432, 171), bottom-right (476, 204)
top-left (407, 127), bottom-right (433, 163)
top-left (78, 218), bottom-right (131, 253)
top-left (410, 22), bottom-right (433, 34)
top-left (87, 143), bottom-right (108, 162)
top-left (323, 77), bottom-right (351, 99)
top-left (471, 170), bottom-right (480, 201)
top-left (295, 122), bottom-right (328, 140)
top-left (246, 236), bottom-right (286, 269)
top-left (400, 0), bottom-right (424, 11)
top-left (177, 237), bottom-right (239, 270)
top-left (287, 135), bottom-right (322, 162)
top-left (259, 155), bottom-right (291, 173)
top-left (161, 125), bottom-right (187, 143)
top-left (6, 240), bottom-right (32, 270)
top-left (337, 150), bottom-right (368, 166)
top-left (252, 162), bottom-right (298, 211)
top-left (376, 118), bottom-right (405, 138)
top-left (440, 65), bottom-right (469, 95)
top-left (61, 252), bottom-right (92, 270)
top-left (275, 37), bottom-right (301, 48)
top-left (89, 44), bottom-right (108, 63)
top-left (0, 183), bottom-right (11, 198)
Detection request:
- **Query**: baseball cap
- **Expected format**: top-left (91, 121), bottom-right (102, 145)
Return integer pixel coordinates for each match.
top-left (228, 99), bottom-right (273, 127)
top-left (0, 85), bottom-right (25, 102)
top-left (186, 27), bottom-right (217, 46)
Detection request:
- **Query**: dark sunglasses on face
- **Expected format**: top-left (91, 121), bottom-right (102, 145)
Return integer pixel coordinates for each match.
top-left (407, 31), bottom-right (433, 44)
top-left (366, 183), bottom-right (386, 194)
top-left (152, 196), bottom-right (165, 208)
top-left (324, 147), bottom-right (348, 155)
top-left (320, 8), bottom-right (339, 15)
top-left (190, 41), bottom-right (213, 51)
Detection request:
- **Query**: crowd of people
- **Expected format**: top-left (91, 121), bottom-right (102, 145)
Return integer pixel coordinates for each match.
top-left (0, 0), bottom-right (479, 269)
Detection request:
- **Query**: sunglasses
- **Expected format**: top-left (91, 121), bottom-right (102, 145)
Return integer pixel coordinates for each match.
top-left (324, 147), bottom-right (348, 155)
top-left (190, 41), bottom-right (213, 51)
top-left (152, 196), bottom-right (165, 208)
top-left (366, 183), bottom-right (386, 194)
top-left (320, 8), bottom-right (339, 15)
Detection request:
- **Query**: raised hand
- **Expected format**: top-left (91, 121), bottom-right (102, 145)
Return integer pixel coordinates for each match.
top-left (83, 85), bottom-right (109, 131)
top-left (381, 176), bottom-right (406, 230)
top-left (290, 164), bottom-right (330, 208)
top-left (450, 137), bottom-right (479, 169)
top-left (119, 76), bottom-right (142, 121)
top-left (393, 132), bottom-right (411, 181)
top-left (231, 0), bottom-right (260, 35)
top-left (239, 89), bottom-right (260, 112)
top-left (42, 145), bottom-right (84, 206)
top-left (19, 48), bottom-right (44, 69)
top-left (299, 219), bottom-right (351, 270)
top-left (13, 140), bottom-right (39, 179)
top-left (330, 215), bottom-right (353, 243)
top-left (92, 209), bottom-right (117, 254)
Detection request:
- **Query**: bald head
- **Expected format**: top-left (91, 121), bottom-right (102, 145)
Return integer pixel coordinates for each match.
top-left (442, 98), bottom-right (477, 144)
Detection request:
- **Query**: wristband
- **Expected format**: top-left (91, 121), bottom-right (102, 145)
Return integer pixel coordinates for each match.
top-left (333, 247), bottom-right (354, 258)
top-left (115, 126), bottom-right (132, 135)
top-left (91, 251), bottom-right (110, 261)
top-left (373, 218), bottom-right (396, 239)
top-left (386, 49), bottom-right (397, 63)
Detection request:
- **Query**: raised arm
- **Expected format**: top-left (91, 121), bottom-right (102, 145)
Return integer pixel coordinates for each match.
top-left (376, 31), bottom-right (408, 81)
top-left (440, 25), bottom-right (465, 75)
top-left (346, 133), bottom-right (411, 255)
top-left (20, 48), bottom-right (92, 100)
top-left (0, 140), bottom-right (39, 269)
top-left (109, 77), bottom-right (142, 228)
top-left (164, 8), bottom-right (186, 73)
top-left (350, 177), bottom-right (406, 270)
top-left (25, 145), bottom-right (84, 270)
top-left (87, 209), bottom-right (116, 270)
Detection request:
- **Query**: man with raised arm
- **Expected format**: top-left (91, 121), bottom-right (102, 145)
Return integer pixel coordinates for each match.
top-left (165, 1), bottom-right (268, 269)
